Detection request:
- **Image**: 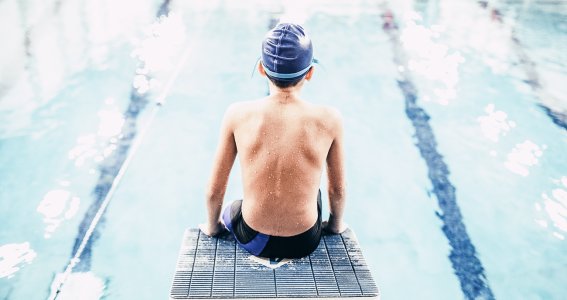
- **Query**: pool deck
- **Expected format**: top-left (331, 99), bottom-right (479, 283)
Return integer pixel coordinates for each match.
top-left (170, 228), bottom-right (379, 300)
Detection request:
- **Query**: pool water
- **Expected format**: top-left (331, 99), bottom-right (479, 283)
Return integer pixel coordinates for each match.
top-left (1, 0), bottom-right (566, 299)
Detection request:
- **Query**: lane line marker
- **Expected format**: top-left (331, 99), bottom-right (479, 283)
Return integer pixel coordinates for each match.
top-left (379, 4), bottom-right (495, 299)
top-left (47, 4), bottom-right (204, 298)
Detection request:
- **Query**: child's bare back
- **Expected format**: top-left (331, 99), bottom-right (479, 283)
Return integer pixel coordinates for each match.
top-left (200, 23), bottom-right (346, 259)
top-left (229, 94), bottom-right (343, 236)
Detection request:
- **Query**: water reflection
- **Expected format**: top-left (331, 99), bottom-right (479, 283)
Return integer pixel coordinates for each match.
top-left (399, 12), bottom-right (464, 105)
top-left (36, 186), bottom-right (80, 239)
top-left (0, 242), bottom-right (37, 278)
top-left (0, 0), bottom-right (158, 137)
top-left (504, 140), bottom-right (545, 177)
top-left (68, 134), bottom-right (97, 167)
top-left (67, 99), bottom-right (122, 168)
top-left (438, 0), bottom-right (513, 75)
top-left (48, 272), bottom-right (105, 300)
top-left (97, 107), bottom-right (125, 137)
top-left (477, 104), bottom-right (516, 142)
top-left (131, 13), bottom-right (186, 77)
top-left (49, 8), bottom-right (187, 295)
top-left (481, 1), bottom-right (567, 128)
top-left (536, 177), bottom-right (567, 240)
top-left (38, 97), bottom-right (123, 239)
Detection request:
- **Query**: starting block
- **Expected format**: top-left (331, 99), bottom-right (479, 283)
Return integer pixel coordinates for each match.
top-left (170, 228), bottom-right (379, 299)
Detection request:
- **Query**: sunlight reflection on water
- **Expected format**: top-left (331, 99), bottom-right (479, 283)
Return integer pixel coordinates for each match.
top-left (477, 104), bottom-right (516, 142)
top-left (399, 11), bottom-right (464, 106)
top-left (132, 13), bottom-right (186, 75)
top-left (48, 272), bottom-right (105, 300)
top-left (536, 177), bottom-right (567, 240)
top-left (36, 186), bottom-right (80, 239)
top-left (67, 98), bottom-right (123, 168)
top-left (504, 140), bottom-right (545, 177)
top-left (0, 242), bottom-right (37, 279)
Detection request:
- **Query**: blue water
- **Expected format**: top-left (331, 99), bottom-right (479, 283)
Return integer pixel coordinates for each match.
top-left (1, 0), bottom-right (566, 299)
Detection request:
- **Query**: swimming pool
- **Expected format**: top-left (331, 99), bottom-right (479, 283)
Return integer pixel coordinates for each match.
top-left (1, 0), bottom-right (566, 299)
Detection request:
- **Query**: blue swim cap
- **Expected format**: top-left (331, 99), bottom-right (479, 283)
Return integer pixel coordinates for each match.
top-left (261, 23), bottom-right (314, 81)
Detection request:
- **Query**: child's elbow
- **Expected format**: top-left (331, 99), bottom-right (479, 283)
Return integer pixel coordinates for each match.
top-left (205, 187), bottom-right (224, 202)
top-left (328, 185), bottom-right (346, 199)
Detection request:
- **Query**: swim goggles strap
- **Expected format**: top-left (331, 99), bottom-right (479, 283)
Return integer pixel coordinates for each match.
top-left (251, 57), bottom-right (320, 79)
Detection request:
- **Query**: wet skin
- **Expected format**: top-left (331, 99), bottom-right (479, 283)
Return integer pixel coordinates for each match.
top-left (201, 66), bottom-right (347, 237)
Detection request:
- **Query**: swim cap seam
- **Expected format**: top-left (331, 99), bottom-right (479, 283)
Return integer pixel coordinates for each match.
top-left (274, 25), bottom-right (289, 73)
top-left (261, 23), bottom-right (313, 79)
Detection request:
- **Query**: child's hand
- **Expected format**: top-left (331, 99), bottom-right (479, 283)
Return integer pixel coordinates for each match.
top-left (322, 220), bottom-right (348, 234)
top-left (199, 221), bottom-right (226, 237)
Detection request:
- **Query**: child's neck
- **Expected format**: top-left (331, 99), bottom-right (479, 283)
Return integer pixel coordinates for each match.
top-left (268, 82), bottom-right (304, 100)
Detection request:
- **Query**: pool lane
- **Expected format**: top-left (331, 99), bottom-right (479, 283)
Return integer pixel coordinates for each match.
top-left (476, 1), bottom-right (567, 130)
top-left (0, 73), bottom-right (127, 299)
top-left (0, 49), bottom-right (141, 300)
top-left (46, 1), bottom-right (176, 297)
top-left (82, 2), bottom-right (269, 299)
top-left (393, 0), bottom-right (567, 298)
top-left (304, 4), bottom-right (463, 299)
top-left (379, 6), bottom-right (495, 300)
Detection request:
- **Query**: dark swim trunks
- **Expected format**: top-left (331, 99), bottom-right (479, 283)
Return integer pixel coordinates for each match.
top-left (222, 190), bottom-right (322, 259)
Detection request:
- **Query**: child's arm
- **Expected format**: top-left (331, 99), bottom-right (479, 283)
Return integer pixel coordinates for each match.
top-left (324, 108), bottom-right (347, 234)
top-left (200, 106), bottom-right (238, 236)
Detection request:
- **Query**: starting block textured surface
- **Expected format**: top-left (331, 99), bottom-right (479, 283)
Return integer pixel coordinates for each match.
top-left (170, 228), bottom-right (379, 299)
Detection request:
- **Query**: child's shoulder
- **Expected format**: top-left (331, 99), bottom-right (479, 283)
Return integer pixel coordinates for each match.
top-left (306, 102), bottom-right (343, 123)
top-left (223, 99), bottom-right (265, 123)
